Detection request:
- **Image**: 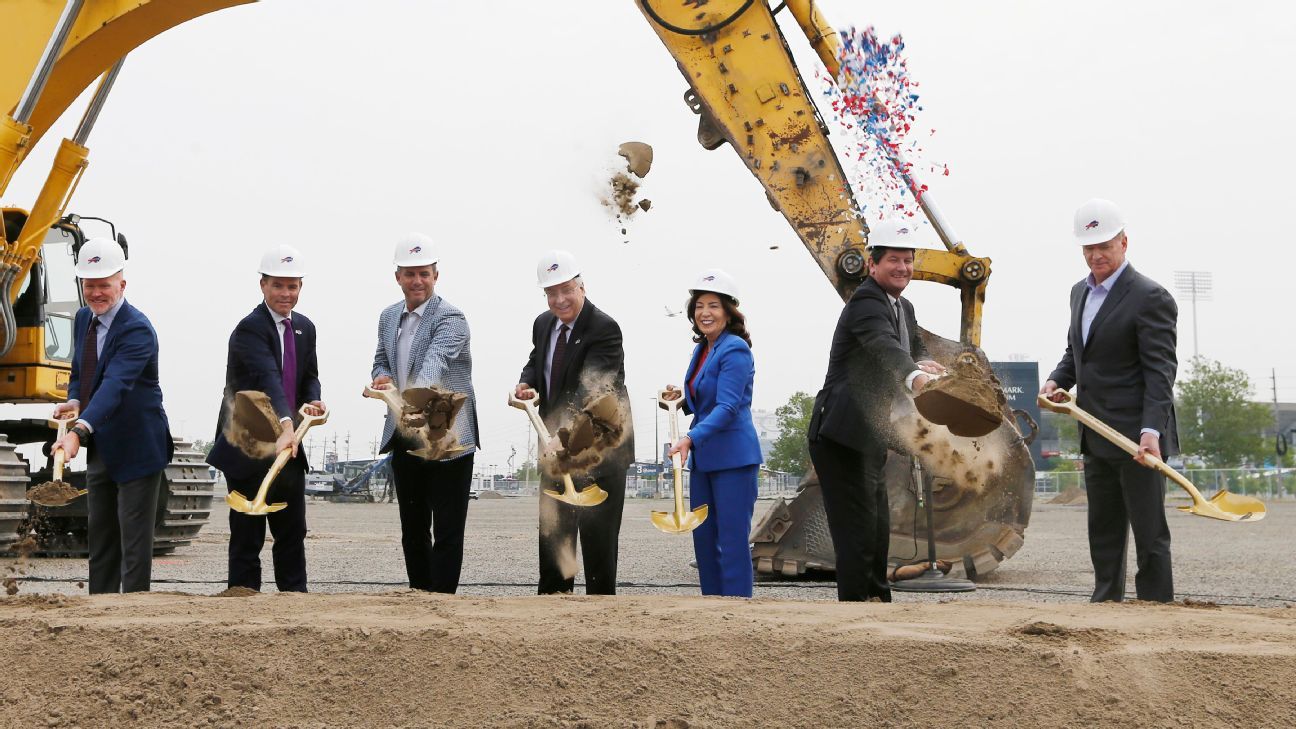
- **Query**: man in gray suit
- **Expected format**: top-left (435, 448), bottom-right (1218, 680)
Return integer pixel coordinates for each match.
top-left (370, 233), bottom-right (479, 593)
top-left (1042, 198), bottom-right (1179, 603)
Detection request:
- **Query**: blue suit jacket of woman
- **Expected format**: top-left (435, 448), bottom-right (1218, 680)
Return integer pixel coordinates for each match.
top-left (683, 330), bottom-right (763, 472)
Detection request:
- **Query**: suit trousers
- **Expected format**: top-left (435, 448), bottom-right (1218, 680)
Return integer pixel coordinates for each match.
top-left (86, 451), bottom-right (162, 594)
top-left (689, 464), bottom-right (759, 597)
top-left (538, 470), bottom-right (625, 595)
top-left (227, 459), bottom-right (307, 592)
top-left (1083, 453), bottom-right (1174, 602)
top-left (809, 436), bottom-right (892, 602)
top-left (391, 449), bottom-right (475, 593)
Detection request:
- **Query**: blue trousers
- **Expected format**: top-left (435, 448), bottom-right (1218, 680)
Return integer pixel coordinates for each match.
top-left (689, 464), bottom-right (759, 597)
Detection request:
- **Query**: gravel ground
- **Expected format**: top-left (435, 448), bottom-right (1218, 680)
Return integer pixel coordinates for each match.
top-left (10, 489), bottom-right (1294, 606)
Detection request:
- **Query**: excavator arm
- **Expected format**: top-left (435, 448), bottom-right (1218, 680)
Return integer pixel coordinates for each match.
top-left (636, 0), bottom-right (990, 343)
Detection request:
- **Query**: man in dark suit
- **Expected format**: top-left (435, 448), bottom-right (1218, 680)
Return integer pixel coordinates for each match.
top-left (207, 244), bottom-right (324, 593)
top-left (514, 250), bottom-right (633, 595)
top-left (806, 221), bottom-right (944, 602)
top-left (1042, 198), bottom-right (1178, 603)
top-left (54, 238), bottom-right (174, 594)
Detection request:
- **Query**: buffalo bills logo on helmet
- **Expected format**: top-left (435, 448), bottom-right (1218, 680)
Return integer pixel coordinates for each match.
top-left (546, 263), bottom-right (560, 272)
top-left (1084, 220), bottom-right (1100, 230)
top-left (897, 227), bottom-right (910, 235)
top-left (703, 275), bottom-right (716, 282)
top-left (281, 256), bottom-right (294, 263)
top-left (87, 256), bottom-right (101, 264)
top-left (409, 246), bottom-right (422, 254)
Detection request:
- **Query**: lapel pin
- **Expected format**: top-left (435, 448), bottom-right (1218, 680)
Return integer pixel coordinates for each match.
top-left (295, 329), bottom-right (302, 335)
top-left (573, 339), bottom-right (581, 345)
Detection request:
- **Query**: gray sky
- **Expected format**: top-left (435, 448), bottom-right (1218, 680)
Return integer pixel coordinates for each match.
top-left (3, 0), bottom-right (1293, 472)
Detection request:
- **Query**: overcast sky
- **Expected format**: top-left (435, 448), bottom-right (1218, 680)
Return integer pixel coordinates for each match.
top-left (3, 0), bottom-right (1293, 473)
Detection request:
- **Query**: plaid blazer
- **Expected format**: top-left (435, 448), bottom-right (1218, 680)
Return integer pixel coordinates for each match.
top-left (371, 295), bottom-right (479, 457)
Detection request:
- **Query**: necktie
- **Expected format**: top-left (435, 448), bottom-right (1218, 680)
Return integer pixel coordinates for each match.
top-left (396, 310), bottom-right (418, 391)
top-left (79, 318), bottom-right (99, 406)
top-left (894, 300), bottom-right (910, 354)
top-left (549, 324), bottom-right (570, 391)
top-left (281, 318), bottom-right (298, 409)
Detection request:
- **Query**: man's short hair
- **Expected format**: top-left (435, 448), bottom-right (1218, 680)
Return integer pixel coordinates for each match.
top-left (396, 263), bottom-right (438, 274)
top-left (869, 245), bottom-right (916, 264)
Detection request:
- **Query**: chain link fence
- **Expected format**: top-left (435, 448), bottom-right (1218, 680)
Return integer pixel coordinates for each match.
top-left (1036, 467), bottom-right (1296, 500)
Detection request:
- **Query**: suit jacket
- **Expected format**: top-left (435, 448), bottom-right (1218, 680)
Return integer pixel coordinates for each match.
top-left (682, 330), bottom-right (763, 472)
top-left (207, 303), bottom-right (322, 480)
top-left (808, 276), bottom-right (927, 452)
top-left (1048, 264), bottom-right (1179, 459)
top-left (67, 300), bottom-right (173, 483)
top-left (518, 299), bottom-right (634, 471)
top-left (371, 295), bottom-right (479, 455)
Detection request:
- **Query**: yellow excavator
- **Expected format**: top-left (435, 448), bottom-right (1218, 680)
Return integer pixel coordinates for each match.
top-left (0, 1), bottom-right (1034, 575)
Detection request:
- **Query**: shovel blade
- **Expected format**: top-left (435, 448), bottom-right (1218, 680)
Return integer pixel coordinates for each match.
top-left (650, 504), bottom-right (708, 534)
top-left (225, 491), bottom-right (288, 516)
top-left (28, 489), bottom-right (88, 508)
top-left (1179, 490), bottom-right (1266, 522)
top-left (543, 483), bottom-right (608, 507)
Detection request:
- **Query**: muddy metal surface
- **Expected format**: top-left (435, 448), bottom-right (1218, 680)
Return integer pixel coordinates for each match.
top-left (6, 487), bottom-right (1294, 606)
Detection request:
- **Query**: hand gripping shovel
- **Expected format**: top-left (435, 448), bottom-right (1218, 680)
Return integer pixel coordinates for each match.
top-left (1038, 391), bottom-right (1265, 522)
top-left (651, 389), bottom-right (708, 534)
top-left (226, 404), bottom-right (329, 516)
top-left (507, 391), bottom-right (607, 507)
top-left (26, 416), bottom-right (87, 507)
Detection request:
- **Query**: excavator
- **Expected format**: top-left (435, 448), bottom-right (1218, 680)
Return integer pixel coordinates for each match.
top-left (0, 0), bottom-right (1034, 576)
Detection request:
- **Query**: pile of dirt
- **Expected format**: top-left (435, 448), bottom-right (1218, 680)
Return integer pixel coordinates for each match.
top-left (477, 490), bottom-right (506, 500)
top-left (1049, 484), bottom-right (1088, 505)
top-left (26, 479), bottom-right (81, 507)
top-left (213, 586), bottom-right (259, 598)
top-left (0, 593), bottom-right (1291, 727)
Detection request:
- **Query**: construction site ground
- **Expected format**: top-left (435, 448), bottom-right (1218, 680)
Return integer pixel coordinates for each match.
top-left (3, 494), bottom-right (1294, 727)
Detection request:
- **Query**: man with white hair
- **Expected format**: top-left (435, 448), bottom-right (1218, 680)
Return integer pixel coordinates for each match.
top-left (54, 238), bottom-right (174, 594)
top-left (514, 250), bottom-right (633, 595)
top-left (1042, 199), bottom-right (1179, 603)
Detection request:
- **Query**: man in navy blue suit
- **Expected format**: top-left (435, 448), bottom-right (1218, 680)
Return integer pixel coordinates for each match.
top-left (54, 238), bottom-right (174, 594)
top-left (207, 244), bottom-right (324, 592)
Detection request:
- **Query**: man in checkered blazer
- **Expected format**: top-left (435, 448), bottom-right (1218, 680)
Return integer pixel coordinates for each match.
top-left (370, 233), bottom-right (480, 593)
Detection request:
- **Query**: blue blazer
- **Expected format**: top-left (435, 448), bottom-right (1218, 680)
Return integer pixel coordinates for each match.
top-left (207, 303), bottom-right (322, 480)
top-left (683, 330), bottom-right (762, 472)
top-left (67, 301), bottom-right (173, 483)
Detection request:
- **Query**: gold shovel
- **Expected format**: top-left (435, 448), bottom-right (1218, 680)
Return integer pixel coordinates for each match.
top-left (650, 389), bottom-right (708, 534)
top-left (226, 404), bottom-right (329, 515)
top-left (507, 391), bottom-right (607, 507)
top-left (26, 415), bottom-right (87, 507)
top-left (1038, 391), bottom-right (1265, 522)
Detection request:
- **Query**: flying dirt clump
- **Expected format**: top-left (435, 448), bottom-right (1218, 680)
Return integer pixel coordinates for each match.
top-left (225, 390), bottom-right (282, 460)
top-left (541, 389), bottom-right (630, 479)
top-left (400, 386), bottom-right (469, 460)
top-left (604, 142), bottom-right (654, 222)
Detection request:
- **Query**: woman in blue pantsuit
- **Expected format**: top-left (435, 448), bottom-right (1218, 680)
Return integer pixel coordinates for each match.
top-left (664, 269), bottom-right (763, 597)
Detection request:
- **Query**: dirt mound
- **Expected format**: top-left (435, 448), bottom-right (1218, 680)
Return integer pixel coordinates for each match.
top-left (477, 490), bottom-right (506, 500)
top-left (0, 594), bottom-right (1292, 727)
top-left (213, 586), bottom-right (259, 598)
top-left (1049, 484), bottom-right (1087, 505)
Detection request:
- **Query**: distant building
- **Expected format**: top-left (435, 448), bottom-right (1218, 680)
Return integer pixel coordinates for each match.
top-left (751, 408), bottom-right (778, 461)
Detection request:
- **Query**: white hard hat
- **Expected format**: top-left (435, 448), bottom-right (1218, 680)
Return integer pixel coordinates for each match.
top-left (689, 268), bottom-right (740, 303)
top-left (74, 238), bottom-right (126, 278)
top-left (1072, 198), bottom-right (1125, 246)
top-left (536, 250), bottom-right (580, 288)
top-left (393, 232), bottom-right (438, 267)
top-left (258, 244), bottom-right (307, 277)
top-left (868, 218), bottom-right (920, 249)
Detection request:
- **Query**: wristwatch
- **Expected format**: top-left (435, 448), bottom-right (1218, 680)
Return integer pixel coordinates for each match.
top-left (70, 424), bottom-right (91, 443)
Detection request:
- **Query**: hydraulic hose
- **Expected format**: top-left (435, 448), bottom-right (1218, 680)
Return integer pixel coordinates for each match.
top-left (640, 0), bottom-right (755, 36)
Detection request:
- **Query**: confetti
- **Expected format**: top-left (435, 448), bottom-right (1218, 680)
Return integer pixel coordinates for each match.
top-left (816, 26), bottom-right (948, 225)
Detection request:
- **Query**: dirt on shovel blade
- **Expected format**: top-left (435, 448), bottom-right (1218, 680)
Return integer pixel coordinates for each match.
top-left (543, 390), bottom-right (628, 477)
top-left (26, 480), bottom-right (81, 507)
top-left (226, 390), bottom-right (282, 459)
top-left (401, 385), bottom-right (469, 460)
top-left (914, 353), bottom-right (1005, 437)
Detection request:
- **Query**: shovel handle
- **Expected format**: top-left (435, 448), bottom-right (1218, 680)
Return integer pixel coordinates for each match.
top-left (364, 383), bottom-right (405, 415)
top-left (247, 404), bottom-right (328, 509)
top-left (1036, 392), bottom-right (1210, 506)
top-left (508, 390), bottom-right (553, 443)
top-left (47, 415), bottom-right (74, 482)
top-left (657, 388), bottom-right (684, 444)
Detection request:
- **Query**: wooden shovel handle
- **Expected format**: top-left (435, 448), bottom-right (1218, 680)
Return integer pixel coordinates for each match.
top-left (1036, 392), bottom-right (1209, 505)
top-left (508, 391), bottom-right (552, 443)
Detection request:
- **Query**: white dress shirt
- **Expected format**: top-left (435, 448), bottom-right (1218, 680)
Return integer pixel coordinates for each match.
top-left (395, 298), bottom-right (431, 391)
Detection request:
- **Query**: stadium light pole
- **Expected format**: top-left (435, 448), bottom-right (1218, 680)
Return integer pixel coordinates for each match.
top-left (1174, 271), bottom-right (1212, 359)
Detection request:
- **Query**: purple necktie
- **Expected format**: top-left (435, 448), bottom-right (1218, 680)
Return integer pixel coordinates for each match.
top-left (281, 318), bottom-right (298, 409)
